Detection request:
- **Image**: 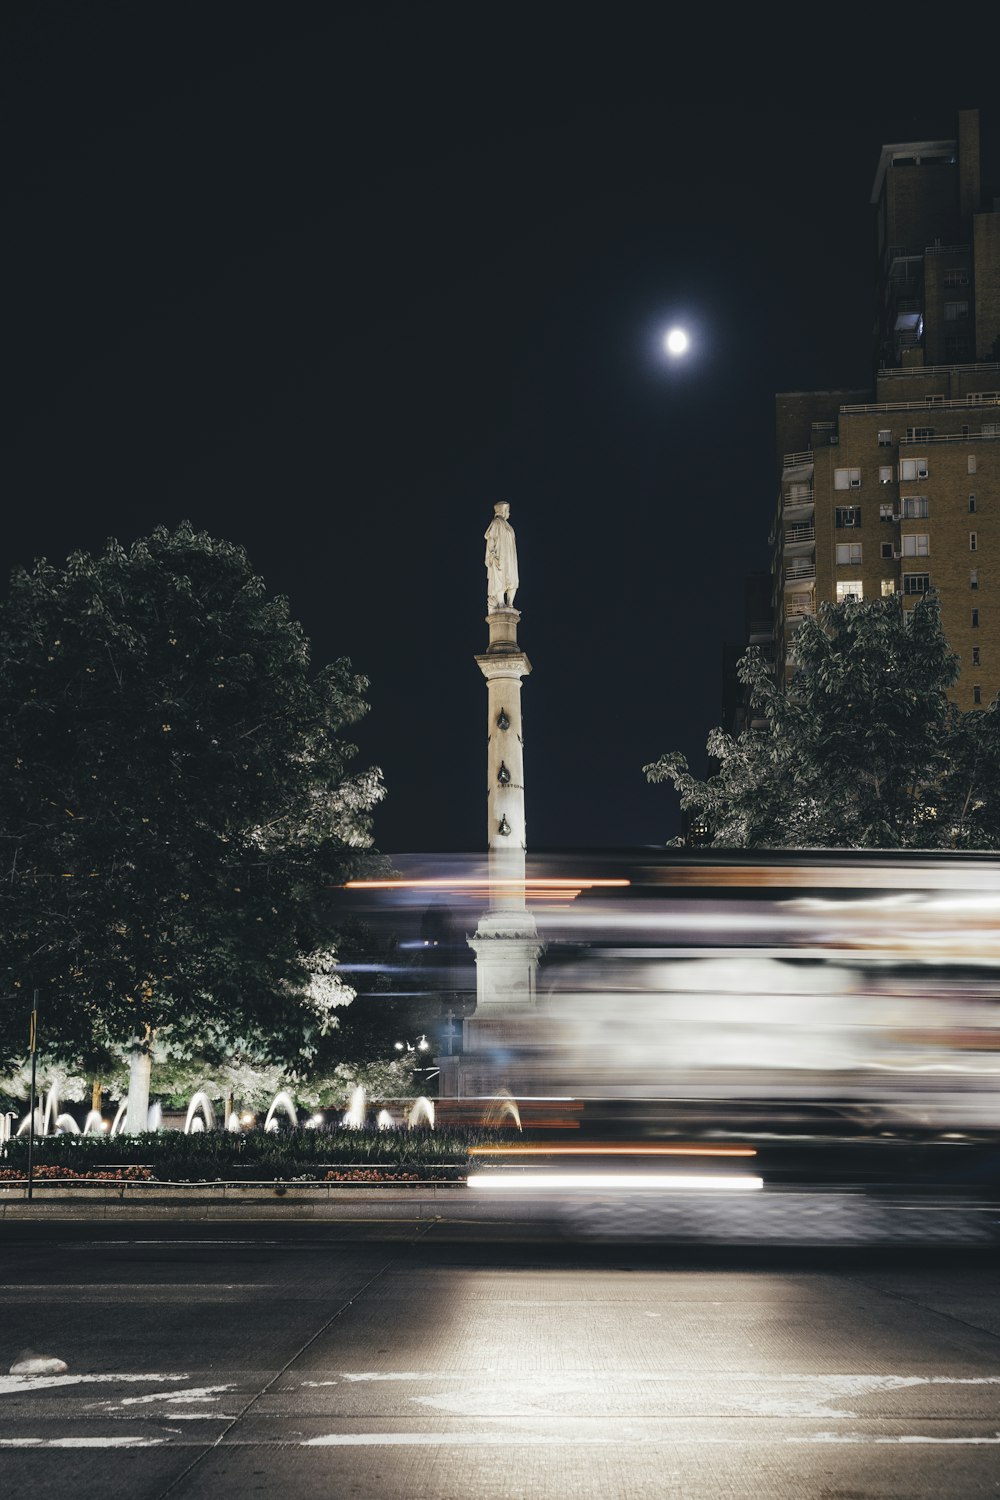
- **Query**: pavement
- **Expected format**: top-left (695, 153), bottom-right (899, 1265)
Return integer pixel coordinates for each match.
top-left (2, 1183), bottom-right (999, 1248)
top-left (0, 1222), bottom-right (998, 1498)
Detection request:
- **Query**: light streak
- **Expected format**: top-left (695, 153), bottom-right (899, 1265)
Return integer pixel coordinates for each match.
top-left (343, 878), bottom-right (631, 890)
top-left (468, 1144), bottom-right (756, 1157)
top-left (467, 1173), bottom-right (763, 1192)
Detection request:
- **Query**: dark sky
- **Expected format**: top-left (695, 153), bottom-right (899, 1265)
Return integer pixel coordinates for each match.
top-left (5, 5), bottom-right (997, 850)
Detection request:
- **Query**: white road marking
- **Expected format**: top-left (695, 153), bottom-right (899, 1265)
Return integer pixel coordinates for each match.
top-left (301, 1430), bottom-right (1000, 1448)
top-left (0, 1373), bottom-right (187, 1396)
top-left (0, 1437), bottom-right (167, 1448)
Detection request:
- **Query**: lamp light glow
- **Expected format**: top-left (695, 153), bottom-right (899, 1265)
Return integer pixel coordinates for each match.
top-left (664, 328), bottom-right (689, 356)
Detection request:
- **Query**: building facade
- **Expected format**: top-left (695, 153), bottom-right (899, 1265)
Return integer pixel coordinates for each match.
top-left (772, 109), bottom-right (1000, 712)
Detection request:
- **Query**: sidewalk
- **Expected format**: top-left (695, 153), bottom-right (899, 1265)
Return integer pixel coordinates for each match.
top-left (2, 1182), bottom-right (997, 1243)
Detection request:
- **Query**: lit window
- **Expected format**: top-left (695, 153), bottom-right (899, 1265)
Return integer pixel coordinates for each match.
top-left (944, 300), bottom-right (969, 320)
top-left (900, 458), bottom-right (929, 480)
top-left (972, 647), bottom-right (981, 666)
top-left (877, 430), bottom-right (892, 446)
top-left (834, 468), bottom-right (862, 490)
top-left (903, 574), bottom-right (930, 596)
top-left (972, 609), bottom-right (980, 627)
top-left (836, 542), bottom-right (862, 565)
top-left (970, 532), bottom-right (978, 551)
top-left (901, 496), bottom-right (929, 519)
top-left (837, 581), bottom-right (863, 602)
top-left (969, 495), bottom-right (977, 513)
top-left (968, 455), bottom-right (977, 474)
top-left (879, 466), bottom-right (893, 484)
top-left (973, 686), bottom-right (982, 705)
top-left (881, 542), bottom-right (893, 559)
top-left (971, 569), bottom-right (979, 589)
top-left (835, 506), bottom-right (861, 528)
top-left (902, 534), bottom-right (930, 557)
top-left (880, 503), bottom-right (894, 521)
top-left (881, 579), bottom-right (895, 597)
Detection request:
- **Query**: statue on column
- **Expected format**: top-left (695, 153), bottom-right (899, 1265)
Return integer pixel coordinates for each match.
top-left (484, 502), bottom-right (519, 610)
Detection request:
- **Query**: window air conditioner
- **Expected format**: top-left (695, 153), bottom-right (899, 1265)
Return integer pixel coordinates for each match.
top-left (893, 551), bottom-right (903, 559)
top-left (850, 478), bottom-right (861, 488)
top-left (917, 468), bottom-right (928, 479)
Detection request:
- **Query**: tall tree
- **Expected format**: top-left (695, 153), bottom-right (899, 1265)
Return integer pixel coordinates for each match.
top-left (0, 524), bottom-right (384, 1114)
top-left (645, 594), bottom-right (999, 849)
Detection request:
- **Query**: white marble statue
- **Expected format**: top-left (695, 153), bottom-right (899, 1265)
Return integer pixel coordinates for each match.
top-left (484, 502), bottom-right (519, 610)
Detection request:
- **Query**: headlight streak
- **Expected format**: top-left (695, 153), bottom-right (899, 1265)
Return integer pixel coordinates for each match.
top-left (468, 1173), bottom-right (764, 1192)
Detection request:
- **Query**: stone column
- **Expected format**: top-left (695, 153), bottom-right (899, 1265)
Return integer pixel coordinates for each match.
top-left (468, 603), bottom-right (541, 1015)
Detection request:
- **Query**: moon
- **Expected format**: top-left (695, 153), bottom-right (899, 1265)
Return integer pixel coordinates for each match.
top-left (664, 328), bottom-right (689, 356)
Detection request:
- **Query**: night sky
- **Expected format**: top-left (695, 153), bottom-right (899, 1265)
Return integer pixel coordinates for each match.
top-left (5, 6), bottom-right (998, 851)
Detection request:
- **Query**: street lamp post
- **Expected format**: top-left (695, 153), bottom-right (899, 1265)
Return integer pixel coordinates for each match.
top-left (3, 991), bottom-right (41, 1201)
top-left (26, 991), bottom-right (39, 1202)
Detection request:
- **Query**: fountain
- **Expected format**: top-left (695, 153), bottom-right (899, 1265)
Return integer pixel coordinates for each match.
top-left (82, 1110), bottom-right (106, 1135)
top-left (225, 1110), bottom-right (243, 1132)
top-left (341, 1085), bottom-right (366, 1130)
top-left (109, 1100), bottom-right (129, 1136)
top-left (376, 1109), bottom-right (394, 1130)
top-left (55, 1114), bottom-right (80, 1133)
top-left (184, 1091), bottom-right (216, 1134)
top-left (263, 1090), bottom-right (298, 1133)
top-left (407, 1096), bottom-right (435, 1129)
top-left (481, 1090), bottom-right (523, 1131)
top-left (147, 1102), bottom-right (162, 1132)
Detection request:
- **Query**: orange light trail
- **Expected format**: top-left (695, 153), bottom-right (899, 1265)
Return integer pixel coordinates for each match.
top-left (343, 878), bottom-right (631, 889)
top-left (467, 1144), bottom-right (756, 1158)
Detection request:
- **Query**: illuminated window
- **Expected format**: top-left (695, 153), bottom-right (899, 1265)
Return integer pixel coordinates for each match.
top-left (901, 496), bottom-right (929, 519)
top-left (903, 534), bottom-right (930, 556)
top-left (900, 458), bottom-right (929, 480)
top-left (835, 506), bottom-right (861, 528)
top-left (834, 468), bottom-right (862, 490)
top-left (903, 574), bottom-right (930, 595)
top-left (877, 430), bottom-right (892, 446)
top-left (881, 579), bottom-right (895, 597)
top-left (836, 542), bottom-right (862, 565)
top-left (837, 580), bottom-right (863, 602)
top-left (879, 466), bottom-right (893, 484)
top-left (880, 503), bottom-right (894, 520)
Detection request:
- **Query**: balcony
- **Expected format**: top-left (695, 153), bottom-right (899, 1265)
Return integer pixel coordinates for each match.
top-left (783, 487), bottom-right (815, 519)
top-left (784, 561), bottom-right (816, 585)
top-left (784, 522), bottom-right (816, 552)
top-left (785, 600), bottom-right (816, 624)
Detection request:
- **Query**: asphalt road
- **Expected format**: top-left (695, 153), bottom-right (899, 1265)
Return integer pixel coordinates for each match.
top-left (1, 1224), bottom-right (998, 1499)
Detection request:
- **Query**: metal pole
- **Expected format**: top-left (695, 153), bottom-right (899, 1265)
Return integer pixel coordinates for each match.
top-left (26, 991), bottom-right (38, 1203)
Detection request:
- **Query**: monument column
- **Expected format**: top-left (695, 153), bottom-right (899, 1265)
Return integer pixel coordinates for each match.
top-left (468, 503), bottom-right (541, 1015)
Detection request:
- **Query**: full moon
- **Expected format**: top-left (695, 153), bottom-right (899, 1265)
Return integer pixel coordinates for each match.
top-left (664, 328), bottom-right (689, 356)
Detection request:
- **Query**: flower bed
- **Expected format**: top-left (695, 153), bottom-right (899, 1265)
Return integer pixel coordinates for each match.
top-left (0, 1164), bottom-right (154, 1182)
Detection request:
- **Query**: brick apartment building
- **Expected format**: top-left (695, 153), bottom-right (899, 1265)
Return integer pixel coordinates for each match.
top-left (771, 108), bottom-right (1000, 711)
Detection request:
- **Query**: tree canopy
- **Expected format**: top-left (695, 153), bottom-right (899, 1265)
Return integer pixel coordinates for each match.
top-left (0, 523), bottom-right (384, 1071)
top-left (645, 594), bottom-right (1000, 849)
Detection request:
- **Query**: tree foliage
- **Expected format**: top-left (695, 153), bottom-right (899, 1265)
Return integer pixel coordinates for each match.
top-left (0, 523), bottom-right (384, 1070)
top-left (645, 594), bottom-right (1000, 849)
